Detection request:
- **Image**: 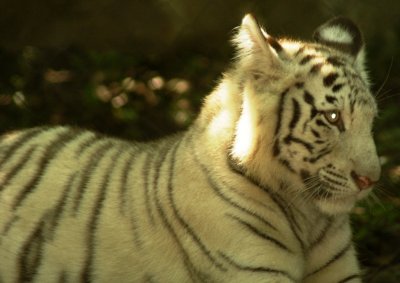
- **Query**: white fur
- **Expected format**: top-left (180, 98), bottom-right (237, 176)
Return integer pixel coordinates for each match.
top-left (319, 26), bottom-right (353, 44)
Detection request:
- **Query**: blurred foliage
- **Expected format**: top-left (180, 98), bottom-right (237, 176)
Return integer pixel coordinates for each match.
top-left (0, 0), bottom-right (399, 281)
top-left (0, 47), bottom-right (215, 140)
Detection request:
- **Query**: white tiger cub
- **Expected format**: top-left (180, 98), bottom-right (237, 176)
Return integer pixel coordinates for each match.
top-left (0, 14), bottom-right (380, 283)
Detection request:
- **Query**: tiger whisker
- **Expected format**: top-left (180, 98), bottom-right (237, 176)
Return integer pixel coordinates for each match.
top-left (375, 57), bottom-right (393, 100)
top-left (375, 91), bottom-right (400, 104)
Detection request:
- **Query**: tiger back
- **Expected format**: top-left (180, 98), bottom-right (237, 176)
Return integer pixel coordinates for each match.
top-left (0, 15), bottom-right (380, 283)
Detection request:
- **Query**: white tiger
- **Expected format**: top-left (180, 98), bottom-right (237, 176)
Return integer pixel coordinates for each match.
top-left (0, 14), bottom-right (380, 283)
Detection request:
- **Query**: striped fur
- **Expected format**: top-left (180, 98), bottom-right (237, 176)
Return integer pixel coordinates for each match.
top-left (0, 15), bottom-right (380, 282)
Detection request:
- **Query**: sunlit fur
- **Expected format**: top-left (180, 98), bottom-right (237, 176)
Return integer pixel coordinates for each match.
top-left (0, 15), bottom-right (379, 282)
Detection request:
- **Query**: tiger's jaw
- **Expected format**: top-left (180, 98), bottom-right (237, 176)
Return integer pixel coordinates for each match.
top-left (313, 189), bottom-right (369, 215)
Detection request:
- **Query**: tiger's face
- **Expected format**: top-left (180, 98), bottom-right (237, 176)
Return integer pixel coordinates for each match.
top-left (230, 15), bottom-right (380, 215)
top-left (272, 52), bottom-right (380, 214)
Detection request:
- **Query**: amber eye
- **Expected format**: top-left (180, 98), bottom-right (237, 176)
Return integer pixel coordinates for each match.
top-left (324, 110), bottom-right (341, 124)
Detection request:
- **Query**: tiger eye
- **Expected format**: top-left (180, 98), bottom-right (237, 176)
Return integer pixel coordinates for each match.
top-left (324, 110), bottom-right (341, 124)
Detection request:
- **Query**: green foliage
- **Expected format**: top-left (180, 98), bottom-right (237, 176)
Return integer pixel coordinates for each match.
top-left (0, 47), bottom-right (219, 140)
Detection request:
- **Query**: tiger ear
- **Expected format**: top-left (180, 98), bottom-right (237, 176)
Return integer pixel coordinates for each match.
top-left (313, 17), bottom-right (367, 80)
top-left (234, 14), bottom-right (285, 67)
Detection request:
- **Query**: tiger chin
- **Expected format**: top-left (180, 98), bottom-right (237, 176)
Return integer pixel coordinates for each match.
top-left (0, 14), bottom-right (381, 283)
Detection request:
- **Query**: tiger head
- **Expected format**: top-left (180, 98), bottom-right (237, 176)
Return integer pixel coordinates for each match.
top-left (229, 15), bottom-right (380, 215)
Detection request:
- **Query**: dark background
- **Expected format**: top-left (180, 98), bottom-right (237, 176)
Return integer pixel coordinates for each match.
top-left (0, 0), bottom-right (399, 281)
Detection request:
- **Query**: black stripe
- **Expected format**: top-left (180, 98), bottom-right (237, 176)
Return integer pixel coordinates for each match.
top-left (308, 149), bottom-right (332, 163)
top-left (316, 119), bottom-right (331, 129)
top-left (48, 173), bottom-right (78, 236)
top-left (337, 274), bottom-right (361, 283)
top-left (310, 108), bottom-right (318, 119)
top-left (168, 140), bottom-right (226, 271)
top-left (228, 214), bottom-right (293, 253)
top-left (7, 173), bottom-right (76, 282)
top-left (314, 185), bottom-right (335, 199)
top-left (266, 36), bottom-right (283, 53)
top-left (75, 132), bottom-right (102, 156)
top-left (149, 144), bottom-right (171, 225)
top-left (1, 215), bottom-right (19, 236)
top-left (312, 46), bottom-right (331, 53)
top-left (152, 138), bottom-right (205, 282)
top-left (303, 91), bottom-right (315, 105)
top-left (273, 89), bottom-right (289, 157)
top-left (289, 99), bottom-right (301, 129)
top-left (219, 252), bottom-right (296, 282)
top-left (227, 155), bottom-right (305, 252)
top-left (323, 174), bottom-right (346, 187)
top-left (325, 170), bottom-right (348, 181)
top-left (350, 98), bottom-right (356, 114)
top-left (323, 73), bottom-right (339, 87)
top-left (81, 147), bottom-right (125, 283)
top-left (152, 141), bottom-right (174, 223)
top-left (279, 158), bottom-right (296, 173)
top-left (309, 218), bottom-right (348, 252)
top-left (196, 151), bottom-right (279, 232)
top-left (308, 218), bottom-right (333, 250)
top-left (272, 140), bottom-right (280, 157)
top-left (150, 141), bottom-right (174, 224)
top-left (284, 135), bottom-right (314, 153)
top-left (332, 84), bottom-right (344, 92)
top-left (299, 54), bottom-right (315, 65)
top-left (306, 242), bottom-right (352, 277)
top-left (274, 89), bottom-right (289, 135)
top-left (300, 169), bottom-right (311, 181)
top-left (17, 215), bottom-right (47, 282)
top-left (337, 119), bottom-right (346, 132)
top-left (8, 135), bottom-right (90, 237)
top-left (72, 141), bottom-right (114, 213)
top-left (221, 177), bottom-right (280, 214)
top-left (295, 46), bottom-right (306, 57)
top-left (12, 129), bottom-right (83, 210)
top-left (311, 129), bottom-right (321, 138)
top-left (326, 95), bottom-right (338, 104)
top-left (0, 146), bottom-right (36, 193)
top-left (0, 127), bottom-right (45, 167)
top-left (326, 56), bottom-right (344, 67)
top-left (278, 183), bottom-right (305, 235)
top-left (141, 151), bottom-right (154, 224)
top-left (271, 190), bottom-right (305, 250)
top-left (119, 149), bottom-right (140, 216)
top-left (310, 63), bottom-right (324, 74)
top-left (125, 148), bottom-right (153, 249)
top-left (18, 171), bottom-right (75, 280)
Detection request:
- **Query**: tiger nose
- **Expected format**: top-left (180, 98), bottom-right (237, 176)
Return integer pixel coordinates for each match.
top-left (351, 171), bottom-right (377, 190)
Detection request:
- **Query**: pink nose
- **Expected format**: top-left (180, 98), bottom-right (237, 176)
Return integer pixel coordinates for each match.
top-left (351, 171), bottom-right (375, 190)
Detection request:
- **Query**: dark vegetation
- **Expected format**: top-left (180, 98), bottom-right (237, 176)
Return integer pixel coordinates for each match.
top-left (0, 0), bottom-right (399, 281)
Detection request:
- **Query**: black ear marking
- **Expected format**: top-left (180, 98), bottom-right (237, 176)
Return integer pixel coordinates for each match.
top-left (253, 16), bottom-right (284, 54)
top-left (313, 17), bottom-right (363, 57)
top-left (266, 35), bottom-right (284, 54)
